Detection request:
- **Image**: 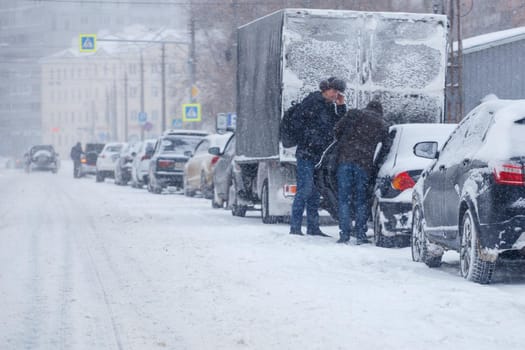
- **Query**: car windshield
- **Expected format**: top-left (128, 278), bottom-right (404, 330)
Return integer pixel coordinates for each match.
top-left (106, 145), bottom-right (123, 153)
top-left (86, 144), bottom-right (105, 153)
top-left (160, 136), bottom-right (201, 154)
top-left (31, 145), bottom-right (54, 154)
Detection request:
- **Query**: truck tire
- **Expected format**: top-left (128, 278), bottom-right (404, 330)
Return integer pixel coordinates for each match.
top-left (229, 183), bottom-right (246, 217)
top-left (261, 181), bottom-right (278, 224)
top-left (460, 209), bottom-right (496, 284)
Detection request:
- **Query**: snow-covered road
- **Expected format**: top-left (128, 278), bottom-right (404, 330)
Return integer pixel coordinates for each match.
top-left (1, 163), bottom-right (525, 350)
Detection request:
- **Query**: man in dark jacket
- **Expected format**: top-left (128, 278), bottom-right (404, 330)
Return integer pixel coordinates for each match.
top-left (334, 101), bottom-right (391, 244)
top-left (289, 77), bottom-right (347, 236)
top-left (70, 142), bottom-right (83, 178)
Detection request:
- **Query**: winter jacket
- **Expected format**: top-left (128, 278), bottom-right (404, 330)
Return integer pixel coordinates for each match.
top-left (334, 106), bottom-right (391, 176)
top-left (70, 144), bottom-right (83, 162)
top-left (294, 91), bottom-right (346, 163)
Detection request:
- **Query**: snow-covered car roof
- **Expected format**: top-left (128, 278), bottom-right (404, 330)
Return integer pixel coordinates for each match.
top-left (162, 129), bottom-right (209, 137)
top-left (204, 132), bottom-right (234, 152)
top-left (475, 99), bottom-right (525, 161)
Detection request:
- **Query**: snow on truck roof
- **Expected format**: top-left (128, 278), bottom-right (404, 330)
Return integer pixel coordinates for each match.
top-left (239, 8), bottom-right (446, 29)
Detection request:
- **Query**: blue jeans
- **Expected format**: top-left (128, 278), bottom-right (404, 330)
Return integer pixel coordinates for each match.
top-left (290, 157), bottom-right (320, 233)
top-left (337, 163), bottom-right (369, 239)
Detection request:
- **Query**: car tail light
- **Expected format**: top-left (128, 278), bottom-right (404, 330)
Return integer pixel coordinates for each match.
top-left (141, 154), bottom-right (151, 161)
top-left (283, 184), bottom-right (297, 197)
top-left (211, 155), bottom-right (220, 166)
top-left (493, 163), bottom-right (524, 185)
top-left (158, 159), bottom-right (174, 168)
top-left (81, 158), bottom-right (87, 164)
top-left (391, 171), bottom-right (416, 191)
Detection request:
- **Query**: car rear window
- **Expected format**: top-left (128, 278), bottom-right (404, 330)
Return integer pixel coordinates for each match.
top-left (480, 117), bottom-right (525, 160)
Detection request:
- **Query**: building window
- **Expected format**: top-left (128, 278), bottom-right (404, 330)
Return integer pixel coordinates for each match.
top-left (152, 86), bottom-right (159, 97)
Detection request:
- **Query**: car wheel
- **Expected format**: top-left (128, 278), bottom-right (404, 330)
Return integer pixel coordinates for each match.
top-left (95, 170), bottom-right (104, 182)
top-left (261, 181), bottom-right (278, 224)
top-left (373, 203), bottom-right (394, 248)
top-left (184, 176), bottom-right (195, 197)
top-left (411, 205), bottom-right (442, 267)
top-left (211, 186), bottom-right (224, 209)
top-left (460, 209), bottom-right (496, 284)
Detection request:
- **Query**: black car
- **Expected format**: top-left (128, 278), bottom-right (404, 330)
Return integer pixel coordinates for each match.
top-left (79, 143), bottom-right (105, 177)
top-left (411, 98), bottom-right (525, 284)
top-left (147, 135), bottom-right (204, 194)
top-left (24, 145), bottom-right (59, 173)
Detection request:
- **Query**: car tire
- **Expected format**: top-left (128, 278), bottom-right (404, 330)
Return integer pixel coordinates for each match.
top-left (96, 170), bottom-right (104, 182)
top-left (373, 203), bottom-right (394, 248)
top-left (211, 186), bottom-right (224, 209)
top-left (460, 209), bottom-right (496, 284)
top-left (200, 172), bottom-right (213, 199)
top-left (261, 181), bottom-right (278, 224)
top-left (184, 176), bottom-right (195, 197)
top-left (411, 205), bottom-right (442, 267)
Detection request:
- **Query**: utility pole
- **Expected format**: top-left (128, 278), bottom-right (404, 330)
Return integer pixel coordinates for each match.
top-left (161, 43), bottom-right (166, 132)
top-left (190, 1), bottom-right (196, 103)
top-left (124, 72), bottom-right (128, 141)
top-left (446, 0), bottom-right (463, 123)
top-left (140, 51), bottom-right (145, 141)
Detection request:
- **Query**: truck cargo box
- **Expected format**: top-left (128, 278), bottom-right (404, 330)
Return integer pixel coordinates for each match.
top-left (236, 9), bottom-right (448, 162)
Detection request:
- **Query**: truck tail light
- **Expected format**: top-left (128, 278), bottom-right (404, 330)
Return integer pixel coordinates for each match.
top-left (283, 184), bottom-right (297, 197)
top-left (493, 163), bottom-right (524, 185)
top-left (391, 171), bottom-right (416, 191)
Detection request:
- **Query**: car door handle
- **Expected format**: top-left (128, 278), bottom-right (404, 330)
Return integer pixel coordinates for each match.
top-left (462, 158), bottom-right (470, 166)
top-left (439, 164), bottom-right (446, 171)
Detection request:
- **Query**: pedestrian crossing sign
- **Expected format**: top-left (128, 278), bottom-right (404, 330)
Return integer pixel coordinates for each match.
top-left (79, 34), bottom-right (97, 52)
top-left (182, 103), bottom-right (201, 122)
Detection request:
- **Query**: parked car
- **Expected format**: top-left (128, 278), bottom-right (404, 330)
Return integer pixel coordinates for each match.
top-left (163, 129), bottom-right (209, 138)
top-left (209, 134), bottom-right (236, 208)
top-left (411, 98), bottom-right (525, 284)
top-left (95, 142), bottom-right (125, 182)
top-left (114, 142), bottom-right (136, 185)
top-left (79, 143), bottom-right (105, 177)
top-left (130, 139), bottom-right (156, 188)
top-left (372, 123), bottom-right (456, 247)
top-left (24, 145), bottom-right (60, 173)
top-left (148, 133), bottom-right (207, 194)
top-left (183, 132), bottom-right (233, 199)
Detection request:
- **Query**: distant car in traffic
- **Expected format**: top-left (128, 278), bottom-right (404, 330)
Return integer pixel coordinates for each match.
top-left (148, 132), bottom-right (207, 194)
top-left (183, 132), bottom-right (233, 200)
top-left (79, 143), bottom-right (105, 177)
top-left (95, 142), bottom-right (125, 182)
top-left (130, 139), bottom-right (156, 188)
top-left (24, 145), bottom-right (60, 173)
top-left (114, 142), bottom-right (136, 186)
top-left (411, 98), bottom-right (525, 284)
top-left (371, 123), bottom-right (456, 247)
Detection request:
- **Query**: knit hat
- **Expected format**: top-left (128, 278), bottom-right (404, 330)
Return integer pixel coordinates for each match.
top-left (319, 77), bottom-right (346, 93)
top-left (365, 100), bottom-right (383, 116)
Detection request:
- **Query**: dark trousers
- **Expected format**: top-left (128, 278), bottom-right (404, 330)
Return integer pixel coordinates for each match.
top-left (290, 157), bottom-right (320, 233)
top-left (337, 162), bottom-right (369, 239)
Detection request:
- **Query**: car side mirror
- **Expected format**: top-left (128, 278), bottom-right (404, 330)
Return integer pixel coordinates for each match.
top-left (145, 149), bottom-right (155, 157)
top-left (414, 141), bottom-right (439, 159)
top-left (208, 146), bottom-right (221, 156)
top-left (184, 150), bottom-right (193, 158)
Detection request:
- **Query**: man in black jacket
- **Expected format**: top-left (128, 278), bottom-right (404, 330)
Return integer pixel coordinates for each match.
top-left (334, 101), bottom-right (391, 244)
top-left (289, 77), bottom-right (347, 236)
top-left (70, 142), bottom-right (83, 178)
